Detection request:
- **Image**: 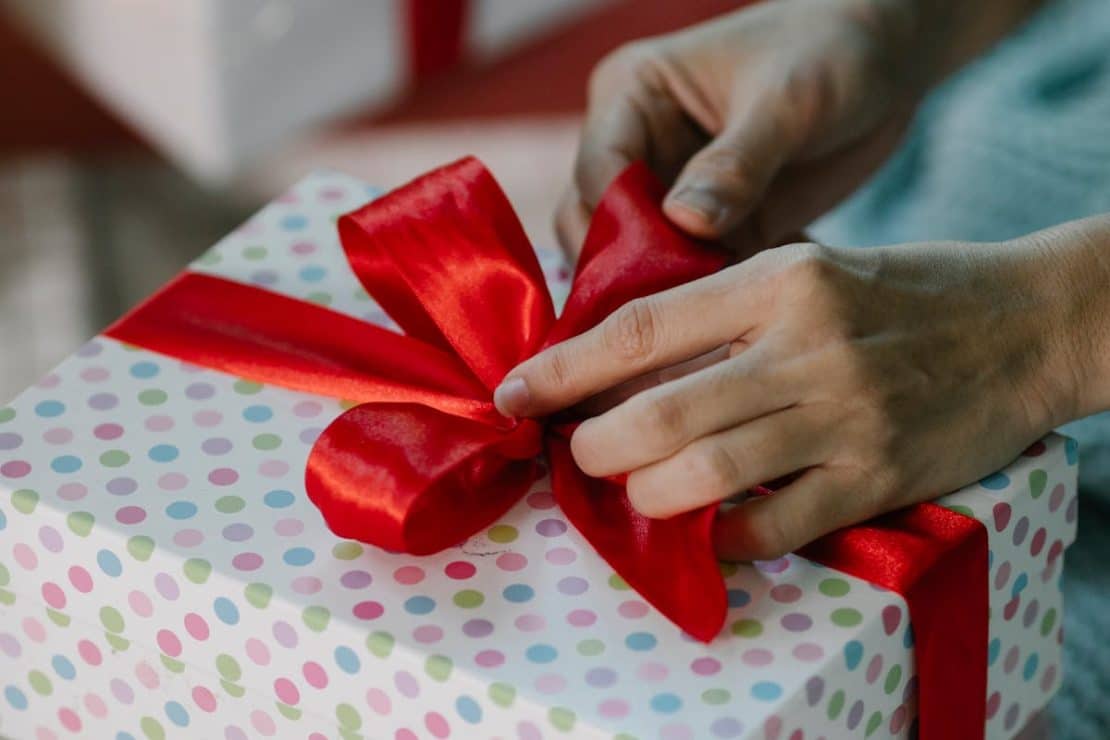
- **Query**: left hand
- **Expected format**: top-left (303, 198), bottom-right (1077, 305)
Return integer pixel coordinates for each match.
top-left (494, 238), bottom-right (1085, 560)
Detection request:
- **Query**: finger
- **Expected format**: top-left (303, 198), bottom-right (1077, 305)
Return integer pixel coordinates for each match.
top-left (494, 261), bottom-right (776, 417)
top-left (571, 345), bottom-right (798, 476)
top-left (623, 404), bottom-right (830, 519)
top-left (713, 467), bottom-right (872, 561)
top-left (553, 185), bottom-right (591, 262)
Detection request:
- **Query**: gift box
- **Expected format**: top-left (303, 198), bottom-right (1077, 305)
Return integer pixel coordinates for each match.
top-left (0, 166), bottom-right (1079, 740)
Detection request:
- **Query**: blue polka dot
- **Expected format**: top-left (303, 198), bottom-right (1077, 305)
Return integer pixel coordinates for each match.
top-left (405, 596), bottom-right (436, 615)
top-left (166, 501), bottom-right (197, 520)
top-left (97, 549), bottom-right (123, 577)
top-left (844, 640), bottom-right (863, 670)
top-left (727, 589), bottom-right (751, 608)
top-left (35, 401), bottom-right (65, 418)
top-left (213, 597), bottom-right (239, 625)
top-left (129, 362), bottom-right (159, 379)
top-left (334, 646), bottom-right (360, 674)
top-left (1012, 573), bottom-right (1029, 598)
top-left (456, 695), bottom-right (482, 724)
top-left (903, 625), bottom-right (914, 649)
top-left (243, 405), bottom-right (273, 422)
top-left (751, 681), bottom-right (783, 701)
top-left (988, 638), bottom-right (1001, 666)
top-left (52, 655), bottom-right (76, 680)
top-left (50, 455), bottom-right (82, 473)
top-left (625, 632), bottom-right (657, 651)
top-left (264, 489), bottom-right (294, 508)
top-left (503, 584), bottom-right (534, 603)
top-left (281, 214), bottom-right (308, 231)
top-left (980, 472), bottom-right (1010, 490)
top-left (148, 444), bottom-right (179, 462)
top-left (299, 266), bottom-right (327, 282)
top-left (283, 547), bottom-right (315, 566)
top-left (116, 734), bottom-right (136, 740)
top-left (164, 700), bottom-right (189, 727)
top-left (1023, 653), bottom-right (1039, 681)
top-left (650, 693), bottom-right (682, 713)
top-left (0, 508), bottom-right (6, 532)
top-left (4, 685), bottom-right (27, 710)
top-left (1065, 438), bottom-right (1079, 465)
top-left (525, 644), bottom-right (557, 663)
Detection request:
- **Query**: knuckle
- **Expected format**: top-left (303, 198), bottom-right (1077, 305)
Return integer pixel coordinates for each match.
top-left (590, 41), bottom-right (656, 98)
top-left (735, 506), bottom-right (794, 561)
top-left (542, 347), bottom-right (576, 392)
top-left (685, 441), bottom-right (741, 500)
top-left (631, 393), bottom-right (687, 453)
top-left (604, 299), bottom-right (661, 363)
top-left (689, 146), bottom-right (764, 202)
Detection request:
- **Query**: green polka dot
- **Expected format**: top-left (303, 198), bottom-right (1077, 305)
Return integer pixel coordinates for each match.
top-left (353, 289), bottom-right (371, 301)
top-left (159, 655), bottom-right (184, 673)
top-left (1029, 469), bottom-right (1048, 498)
top-left (220, 680), bottom-right (245, 698)
top-left (233, 380), bottom-right (263, 395)
top-left (99, 449), bottom-right (130, 467)
top-left (0, 563), bottom-right (9, 586)
top-left (947, 504), bottom-right (974, 517)
top-left (100, 606), bottom-right (125, 633)
top-left (252, 433), bottom-right (282, 450)
top-left (276, 703), bottom-right (301, 721)
top-left (884, 665), bottom-right (902, 694)
top-left (701, 688), bottom-right (731, 705)
top-left (242, 246), bottom-right (268, 260)
top-left (338, 399), bottom-right (359, 410)
top-left (302, 605), bottom-right (330, 632)
top-left (105, 633), bottom-right (130, 652)
top-left (576, 639), bottom-right (604, 657)
top-left (216, 654), bottom-right (241, 681)
top-left (306, 291), bottom-right (332, 305)
top-left (29, 669), bottom-right (52, 695)
top-left (0, 589), bottom-right (14, 606)
top-left (215, 496), bottom-right (245, 514)
top-left (731, 618), bottom-right (763, 638)
top-left (46, 608), bottom-right (69, 627)
top-left (127, 535), bottom-right (155, 561)
top-left (336, 703), bottom-right (361, 730)
top-left (195, 251), bottom-right (222, 266)
top-left (831, 608), bottom-right (863, 627)
top-left (0, 407), bottom-right (14, 422)
top-left (453, 589), bottom-right (484, 608)
top-left (866, 711), bottom-right (883, 737)
top-left (67, 511), bottom-right (95, 537)
top-left (607, 574), bottom-right (630, 591)
top-left (11, 489), bottom-right (38, 514)
top-left (819, 578), bottom-right (851, 597)
top-left (827, 689), bottom-right (845, 720)
top-left (1041, 608), bottom-right (1057, 637)
top-left (332, 541), bottom-right (363, 560)
top-left (487, 525), bottom-right (518, 543)
top-left (339, 730), bottom-right (360, 740)
top-left (141, 716), bottom-right (165, 740)
top-left (244, 582), bottom-right (272, 609)
top-left (138, 389), bottom-right (167, 406)
top-left (366, 631), bottom-right (394, 658)
top-left (425, 655), bottom-right (453, 682)
top-left (614, 735), bottom-right (638, 740)
top-left (548, 707), bottom-right (576, 732)
top-left (184, 558), bottom-right (212, 584)
top-left (488, 682), bottom-right (516, 707)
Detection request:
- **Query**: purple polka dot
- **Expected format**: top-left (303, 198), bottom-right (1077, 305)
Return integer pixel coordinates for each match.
top-left (155, 573), bottom-right (180, 600)
top-left (755, 557), bottom-right (790, 574)
top-left (0, 432), bottom-right (22, 450)
top-left (107, 477), bottom-right (138, 496)
top-left (535, 519), bottom-right (567, 537)
top-left (272, 621), bottom-right (297, 648)
top-left (116, 506), bottom-right (147, 524)
top-left (57, 483), bottom-right (87, 501)
top-left (557, 577), bottom-right (588, 595)
top-left (805, 677), bottom-right (825, 706)
top-left (1004, 703), bottom-right (1021, 731)
top-left (741, 648), bottom-right (773, 666)
top-left (78, 367), bottom-right (106, 383)
top-left (661, 725), bottom-right (693, 740)
top-left (462, 619), bottom-right (493, 638)
top-left (145, 415), bottom-right (174, 432)
top-left (185, 383), bottom-right (216, 400)
top-left (174, 529), bottom-right (204, 547)
top-left (0, 634), bottom-right (20, 658)
top-left (781, 613), bottom-right (813, 631)
top-left (394, 671), bottom-right (419, 698)
top-left (545, 547), bottom-right (576, 565)
top-left (222, 524), bottom-right (254, 542)
top-left (88, 393), bottom-right (119, 410)
top-left (232, 552), bottom-right (263, 571)
top-left (793, 643), bottom-right (824, 661)
top-left (209, 468), bottom-right (239, 485)
top-left (414, 625), bottom-right (442, 644)
top-left (158, 473), bottom-right (188, 491)
top-left (1012, 517), bottom-right (1030, 546)
top-left (769, 584), bottom-right (801, 603)
top-left (299, 428), bottom-right (322, 444)
top-left (109, 678), bottom-right (133, 704)
top-left (250, 270), bottom-right (280, 286)
top-left (43, 428), bottom-right (73, 444)
top-left (77, 341), bottom-right (103, 357)
top-left (259, 460), bottom-right (288, 477)
top-left (1066, 495), bottom-right (1078, 524)
top-left (293, 401), bottom-right (322, 418)
top-left (202, 438), bottom-right (232, 455)
top-left (847, 701), bottom-right (864, 730)
top-left (39, 526), bottom-right (64, 553)
top-left (274, 518), bottom-right (304, 536)
top-left (340, 570), bottom-right (373, 589)
top-left (586, 667), bottom-right (617, 688)
top-left (711, 718), bottom-right (744, 738)
top-left (535, 674), bottom-right (566, 694)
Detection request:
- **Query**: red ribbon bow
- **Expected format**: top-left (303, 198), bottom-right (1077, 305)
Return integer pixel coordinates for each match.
top-left (107, 158), bottom-right (988, 739)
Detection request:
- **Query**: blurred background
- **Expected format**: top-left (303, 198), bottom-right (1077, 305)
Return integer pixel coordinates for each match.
top-left (0, 0), bottom-right (740, 401)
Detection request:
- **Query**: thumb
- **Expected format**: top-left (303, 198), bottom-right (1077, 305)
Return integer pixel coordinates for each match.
top-left (664, 112), bottom-right (794, 240)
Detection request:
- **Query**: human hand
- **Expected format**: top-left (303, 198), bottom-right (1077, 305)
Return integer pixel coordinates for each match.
top-left (495, 237), bottom-right (1094, 560)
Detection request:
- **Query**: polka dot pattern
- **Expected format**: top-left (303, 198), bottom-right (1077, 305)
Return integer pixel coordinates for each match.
top-left (0, 172), bottom-right (1076, 739)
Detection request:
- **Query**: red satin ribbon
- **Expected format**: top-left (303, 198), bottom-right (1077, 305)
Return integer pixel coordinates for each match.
top-left (106, 157), bottom-right (986, 738)
top-left (406, 0), bottom-right (469, 82)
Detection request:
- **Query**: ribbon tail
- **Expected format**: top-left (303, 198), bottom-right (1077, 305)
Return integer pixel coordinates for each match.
top-left (548, 436), bottom-right (727, 642)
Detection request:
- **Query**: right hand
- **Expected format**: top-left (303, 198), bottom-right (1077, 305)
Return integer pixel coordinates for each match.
top-left (557, 0), bottom-right (934, 259)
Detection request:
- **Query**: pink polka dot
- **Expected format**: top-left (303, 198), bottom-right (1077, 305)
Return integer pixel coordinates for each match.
top-left (45, 428), bottom-right (75, 444)
top-left (394, 670), bottom-right (420, 698)
top-left (535, 674), bottom-right (566, 694)
top-left (83, 693), bottom-right (107, 718)
top-left (110, 678), bottom-right (134, 704)
top-left (145, 415), bottom-right (174, 432)
top-left (637, 662), bottom-right (669, 681)
top-left (273, 518), bottom-right (303, 536)
top-left (291, 576), bottom-right (322, 595)
top-left (193, 410), bottom-right (222, 427)
top-left (366, 688), bottom-right (392, 715)
top-left (68, 566), bottom-right (93, 593)
top-left (250, 710), bottom-right (276, 736)
top-left (393, 566), bottom-right (425, 585)
top-left (232, 552), bottom-right (263, 571)
top-left (291, 241), bottom-right (316, 255)
top-left (755, 557), bottom-right (791, 574)
top-left (792, 642), bottom-right (824, 661)
top-left (691, 657), bottom-right (722, 675)
top-left (37, 373), bottom-right (60, 388)
top-left (35, 727), bottom-right (57, 740)
top-left (173, 529), bottom-right (204, 547)
top-left (599, 698), bottom-right (630, 718)
top-left (293, 401), bottom-right (322, 418)
top-left (353, 601), bottom-right (384, 620)
top-left (496, 552), bottom-right (528, 571)
top-left (986, 691), bottom-right (1001, 720)
top-left (526, 491), bottom-right (556, 509)
top-left (2, 460), bottom-right (31, 478)
top-left (302, 661), bottom-right (328, 689)
top-left (516, 722), bottom-right (542, 740)
top-left (618, 600), bottom-right (649, 619)
top-left (866, 654), bottom-right (884, 683)
top-left (155, 573), bottom-right (180, 600)
top-left (13, 543), bottom-right (38, 570)
top-left (475, 650), bottom-right (504, 668)
top-left (514, 614), bottom-right (546, 632)
top-left (57, 708), bottom-right (82, 732)
top-left (566, 609), bottom-right (597, 627)
top-left (209, 468), bottom-right (239, 485)
top-left (259, 460), bottom-right (288, 477)
top-left (395, 731), bottom-right (418, 740)
top-left (245, 638), bottom-right (270, 665)
top-left (157, 629), bottom-right (182, 657)
top-left (22, 617), bottom-right (45, 642)
top-left (116, 506), bottom-right (146, 525)
top-left (424, 712), bottom-right (450, 738)
top-left (57, 483), bottom-right (87, 501)
top-left (890, 705), bottom-right (908, 733)
top-left (445, 561), bottom-right (476, 579)
top-left (544, 547), bottom-right (575, 565)
top-left (81, 367), bottom-right (110, 382)
top-left (158, 473), bottom-right (188, 490)
top-left (38, 526), bottom-right (63, 553)
top-left (742, 648), bottom-right (773, 666)
top-left (273, 678), bottom-right (300, 705)
top-left (78, 639), bottom-right (102, 665)
top-left (414, 625), bottom-right (443, 644)
top-left (770, 584), bottom-right (802, 603)
top-left (192, 685), bottom-right (217, 712)
top-left (184, 613), bottom-right (210, 641)
top-left (42, 582), bottom-right (67, 609)
top-left (128, 590), bottom-right (153, 617)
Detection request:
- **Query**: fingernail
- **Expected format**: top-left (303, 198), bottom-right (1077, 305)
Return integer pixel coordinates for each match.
top-left (669, 186), bottom-right (725, 227)
top-left (493, 377), bottom-right (531, 416)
